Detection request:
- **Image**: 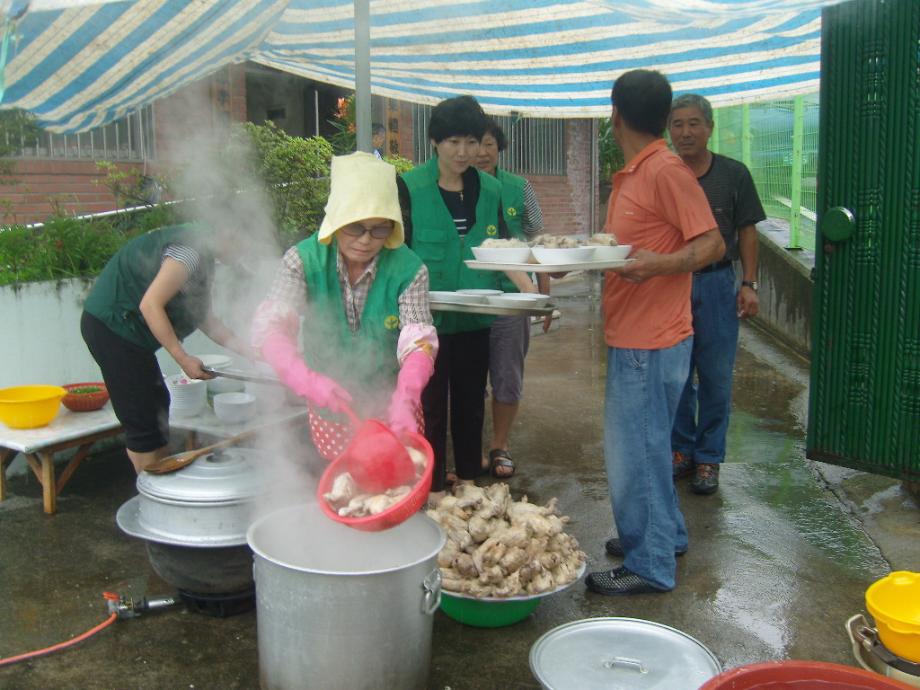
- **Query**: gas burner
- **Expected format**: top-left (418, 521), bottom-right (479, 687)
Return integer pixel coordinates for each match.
top-left (177, 586), bottom-right (255, 618)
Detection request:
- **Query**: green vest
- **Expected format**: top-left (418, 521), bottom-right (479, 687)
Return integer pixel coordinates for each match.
top-left (496, 168), bottom-right (528, 293)
top-left (297, 234), bottom-right (422, 413)
top-left (83, 224), bottom-right (214, 351)
top-left (401, 156), bottom-right (503, 334)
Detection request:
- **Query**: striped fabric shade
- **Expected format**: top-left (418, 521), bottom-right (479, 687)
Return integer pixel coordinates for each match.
top-left (1, 0), bottom-right (829, 133)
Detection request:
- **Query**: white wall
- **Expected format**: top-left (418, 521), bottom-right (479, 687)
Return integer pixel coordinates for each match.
top-left (0, 262), bottom-right (274, 387)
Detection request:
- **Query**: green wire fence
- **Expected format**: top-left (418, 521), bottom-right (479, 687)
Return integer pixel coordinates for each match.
top-left (710, 93), bottom-right (819, 251)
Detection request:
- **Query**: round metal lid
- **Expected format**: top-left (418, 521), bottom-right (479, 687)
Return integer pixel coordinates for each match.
top-left (529, 617), bottom-right (721, 690)
top-left (136, 448), bottom-right (267, 503)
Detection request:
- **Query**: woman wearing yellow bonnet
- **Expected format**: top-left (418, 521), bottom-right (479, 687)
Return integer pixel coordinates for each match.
top-left (252, 152), bottom-right (438, 460)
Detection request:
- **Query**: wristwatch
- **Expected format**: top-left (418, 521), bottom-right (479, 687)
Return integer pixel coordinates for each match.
top-left (741, 280), bottom-right (758, 291)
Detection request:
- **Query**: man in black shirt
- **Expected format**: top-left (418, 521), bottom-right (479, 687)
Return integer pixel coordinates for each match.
top-left (668, 93), bottom-right (767, 495)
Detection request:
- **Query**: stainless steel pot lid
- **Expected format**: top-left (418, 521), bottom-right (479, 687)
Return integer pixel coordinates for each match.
top-left (116, 496), bottom-right (247, 547)
top-left (136, 448), bottom-right (267, 503)
top-left (529, 617), bottom-right (721, 690)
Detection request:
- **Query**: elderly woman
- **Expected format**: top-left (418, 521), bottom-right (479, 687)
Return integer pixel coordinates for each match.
top-left (396, 95), bottom-right (507, 499)
top-left (81, 223), bottom-right (255, 473)
top-left (252, 152), bottom-right (437, 461)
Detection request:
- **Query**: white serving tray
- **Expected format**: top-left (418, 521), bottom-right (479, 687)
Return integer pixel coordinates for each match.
top-left (465, 259), bottom-right (632, 273)
top-left (430, 300), bottom-right (555, 317)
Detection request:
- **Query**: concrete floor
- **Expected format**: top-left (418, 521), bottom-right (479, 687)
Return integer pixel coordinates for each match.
top-left (1, 278), bottom-right (918, 690)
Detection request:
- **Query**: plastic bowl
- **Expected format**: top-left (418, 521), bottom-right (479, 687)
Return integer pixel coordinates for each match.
top-left (213, 392), bottom-right (257, 425)
top-left (698, 661), bottom-right (915, 689)
top-left (531, 246), bottom-right (595, 264)
top-left (0, 385), bottom-right (67, 429)
top-left (590, 244), bottom-right (633, 261)
top-left (316, 431), bottom-right (434, 532)
top-left (471, 246), bottom-right (533, 263)
top-left (62, 382), bottom-right (109, 412)
top-left (866, 571), bottom-right (920, 662)
top-left (440, 593), bottom-right (541, 627)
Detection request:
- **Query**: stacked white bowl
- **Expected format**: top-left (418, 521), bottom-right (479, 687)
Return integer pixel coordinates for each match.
top-left (165, 374), bottom-right (207, 418)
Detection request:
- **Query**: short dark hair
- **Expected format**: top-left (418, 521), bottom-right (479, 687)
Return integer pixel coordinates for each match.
top-left (483, 119), bottom-right (508, 152)
top-left (611, 70), bottom-right (673, 137)
top-left (371, 122), bottom-right (385, 136)
top-left (670, 94), bottom-right (713, 125)
top-left (428, 95), bottom-right (489, 143)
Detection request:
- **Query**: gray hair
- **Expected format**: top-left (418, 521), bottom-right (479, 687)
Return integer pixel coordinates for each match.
top-left (670, 94), bottom-right (713, 125)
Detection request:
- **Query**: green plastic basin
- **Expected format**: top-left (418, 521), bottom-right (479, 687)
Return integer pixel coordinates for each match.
top-left (439, 592), bottom-right (541, 628)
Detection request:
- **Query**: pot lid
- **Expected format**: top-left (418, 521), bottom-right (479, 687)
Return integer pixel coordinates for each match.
top-left (529, 617), bottom-right (721, 690)
top-left (136, 448), bottom-right (268, 503)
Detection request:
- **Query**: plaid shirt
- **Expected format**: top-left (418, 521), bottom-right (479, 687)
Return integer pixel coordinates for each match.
top-left (252, 245), bottom-right (436, 363)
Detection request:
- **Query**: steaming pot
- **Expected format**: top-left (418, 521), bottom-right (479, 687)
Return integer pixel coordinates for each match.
top-left (247, 502), bottom-right (445, 690)
top-left (116, 448), bottom-right (269, 593)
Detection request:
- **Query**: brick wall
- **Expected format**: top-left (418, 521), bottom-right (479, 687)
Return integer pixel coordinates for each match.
top-left (526, 120), bottom-right (596, 237)
top-left (0, 65), bottom-right (248, 225)
top-left (0, 160), bottom-right (149, 225)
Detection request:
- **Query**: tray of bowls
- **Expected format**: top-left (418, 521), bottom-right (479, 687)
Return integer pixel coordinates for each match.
top-left (429, 289), bottom-right (554, 316)
top-left (465, 234), bottom-right (632, 273)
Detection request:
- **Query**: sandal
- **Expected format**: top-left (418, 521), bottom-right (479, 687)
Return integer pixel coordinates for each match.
top-left (489, 449), bottom-right (515, 478)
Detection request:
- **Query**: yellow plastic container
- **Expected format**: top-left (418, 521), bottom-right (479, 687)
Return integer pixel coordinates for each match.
top-left (0, 385), bottom-right (67, 429)
top-left (866, 571), bottom-right (920, 662)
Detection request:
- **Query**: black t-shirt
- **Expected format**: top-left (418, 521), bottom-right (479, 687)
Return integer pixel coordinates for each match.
top-left (697, 153), bottom-right (766, 261)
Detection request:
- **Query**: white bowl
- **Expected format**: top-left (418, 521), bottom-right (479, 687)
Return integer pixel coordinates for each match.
top-left (165, 375), bottom-right (206, 418)
top-left (207, 376), bottom-right (245, 395)
top-left (213, 392), bottom-right (257, 425)
top-left (590, 244), bottom-right (632, 261)
top-left (531, 246), bottom-right (596, 264)
top-left (471, 246), bottom-right (533, 263)
top-left (488, 292), bottom-right (550, 308)
top-left (429, 291), bottom-right (487, 305)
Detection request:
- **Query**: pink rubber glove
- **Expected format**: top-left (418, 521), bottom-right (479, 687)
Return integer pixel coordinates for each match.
top-left (387, 351), bottom-right (434, 434)
top-left (261, 331), bottom-right (352, 414)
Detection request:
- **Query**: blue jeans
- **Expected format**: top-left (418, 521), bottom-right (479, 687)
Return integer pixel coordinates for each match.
top-left (604, 338), bottom-right (692, 590)
top-left (671, 267), bottom-right (740, 465)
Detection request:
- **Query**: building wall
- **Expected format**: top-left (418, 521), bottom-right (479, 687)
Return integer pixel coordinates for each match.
top-left (0, 65), bottom-right (248, 225)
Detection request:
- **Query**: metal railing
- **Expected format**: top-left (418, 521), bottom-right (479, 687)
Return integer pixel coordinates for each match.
top-left (3, 106), bottom-right (156, 162)
top-left (411, 103), bottom-right (566, 176)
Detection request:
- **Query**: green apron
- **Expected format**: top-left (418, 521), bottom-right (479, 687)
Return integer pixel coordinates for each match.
top-left (83, 224), bottom-right (214, 351)
top-left (401, 156), bottom-right (503, 334)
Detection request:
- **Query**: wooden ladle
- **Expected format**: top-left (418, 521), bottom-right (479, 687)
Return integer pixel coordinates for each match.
top-left (143, 430), bottom-right (257, 475)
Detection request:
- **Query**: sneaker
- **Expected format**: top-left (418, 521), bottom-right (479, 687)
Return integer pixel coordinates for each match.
top-left (673, 451), bottom-right (694, 479)
top-left (691, 463), bottom-right (720, 495)
top-left (604, 537), bottom-right (687, 558)
top-left (585, 566), bottom-right (667, 596)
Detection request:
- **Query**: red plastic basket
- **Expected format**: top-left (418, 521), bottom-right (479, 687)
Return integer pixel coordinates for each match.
top-left (61, 382), bottom-right (109, 412)
top-left (316, 430), bottom-right (433, 532)
top-left (698, 660), bottom-right (914, 689)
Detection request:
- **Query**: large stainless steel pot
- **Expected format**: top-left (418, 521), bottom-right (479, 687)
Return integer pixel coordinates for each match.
top-left (116, 448), bottom-right (269, 592)
top-left (848, 614), bottom-right (920, 688)
top-left (247, 502), bottom-right (445, 690)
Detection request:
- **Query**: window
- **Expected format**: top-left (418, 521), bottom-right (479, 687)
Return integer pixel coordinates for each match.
top-left (412, 104), bottom-right (565, 176)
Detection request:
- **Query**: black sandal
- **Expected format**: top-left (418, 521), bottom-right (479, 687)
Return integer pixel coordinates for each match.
top-left (488, 449), bottom-right (515, 478)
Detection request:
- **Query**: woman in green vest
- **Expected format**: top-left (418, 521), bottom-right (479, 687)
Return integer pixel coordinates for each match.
top-left (81, 224), bottom-right (255, 473)
top-left (475, 120), bottom-right (551, 480)
top-left (253, 152), bottom-right (438, 463)
top-left (395, 95), bottom-right (507, 500)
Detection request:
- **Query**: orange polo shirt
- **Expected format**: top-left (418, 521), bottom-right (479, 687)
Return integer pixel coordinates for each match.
top-left (602, 139), bottom-right (717, 349)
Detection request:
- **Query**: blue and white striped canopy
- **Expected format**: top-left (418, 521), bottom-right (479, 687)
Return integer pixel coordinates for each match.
top-left (1, 0), bottom-right (829, 133)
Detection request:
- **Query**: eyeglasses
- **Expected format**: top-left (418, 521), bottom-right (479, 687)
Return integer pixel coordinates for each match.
top-left (340, 222), bottom-right (392, 240)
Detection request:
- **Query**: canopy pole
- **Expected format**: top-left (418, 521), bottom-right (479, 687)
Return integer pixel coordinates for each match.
top-left (354, 0), bottom-right (371, 152)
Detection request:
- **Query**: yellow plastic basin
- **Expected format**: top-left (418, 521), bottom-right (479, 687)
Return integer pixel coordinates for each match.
top-left (866, 570), bottom-right (920, 662)
top-left (0, 385), bottom-right (67, 429)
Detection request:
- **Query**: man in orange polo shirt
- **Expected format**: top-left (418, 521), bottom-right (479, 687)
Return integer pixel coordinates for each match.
top-left (585, 70), bottom-right (725, 596)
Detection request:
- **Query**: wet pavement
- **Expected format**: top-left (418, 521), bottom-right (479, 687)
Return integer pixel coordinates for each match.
top-left (1, 276), bottom-right (917, 690)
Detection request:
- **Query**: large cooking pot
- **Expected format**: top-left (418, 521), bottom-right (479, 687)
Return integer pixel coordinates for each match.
top-left (117, 448), bottom-right (270, 593)
top-left (247, 502), bottom-right (445, 690)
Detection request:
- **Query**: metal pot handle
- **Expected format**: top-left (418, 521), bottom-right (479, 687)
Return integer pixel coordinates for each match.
top-left (846, 613), bottom-right (876, 652)
top-left (603, 657), bottom-right (648, 674)
top-left (421, 568), bottom-right (441, 616)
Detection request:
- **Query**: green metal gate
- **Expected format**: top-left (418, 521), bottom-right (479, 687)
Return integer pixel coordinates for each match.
top-left (807, 0), bottom-right (920, 480)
